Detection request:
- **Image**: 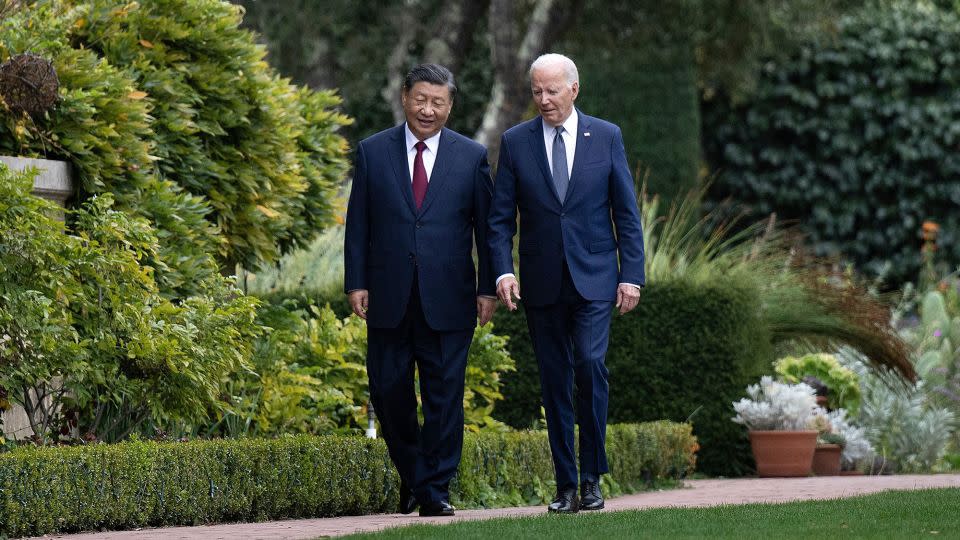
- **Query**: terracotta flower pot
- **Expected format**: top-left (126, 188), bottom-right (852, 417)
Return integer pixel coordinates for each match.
top-left (812, 443), bottom-right (842, 476)
top-left (749, 430), bottom-right (818, 477)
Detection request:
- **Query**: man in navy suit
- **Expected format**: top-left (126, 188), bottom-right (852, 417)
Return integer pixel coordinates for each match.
top-left (488, 53), bottom-right (645, 513)
top-left (344, 64), bottom-right (496, 517)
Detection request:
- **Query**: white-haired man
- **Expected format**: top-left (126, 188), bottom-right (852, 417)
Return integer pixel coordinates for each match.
top-left (487, 53), bottom-right (645, 513)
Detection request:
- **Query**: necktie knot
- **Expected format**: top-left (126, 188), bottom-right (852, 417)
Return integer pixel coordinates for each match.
top-left (555, 126), bottom-right (564, 138)
top-left (415, 140), bottom-right (426, 153)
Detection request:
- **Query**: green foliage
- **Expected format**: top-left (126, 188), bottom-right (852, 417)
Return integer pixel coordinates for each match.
top-left (493, 279), bottom-right (770, 477)
top-left (206, 302), bottom-right (369, 438)
top-left (0, 423), bottom-right (696, 537)
top-left (775, 353), bottom-right (862, 414)
top-left (242, 223), bottom-right (346, 299)
top-left (0, 164), bottom-right (259, 443)
top-left (463, 324), bottom-right (515, 432)
top-left (0, 0), bottom-right (351, 280)
top-left (207, 297), bottom-right (516, 437)
top-left (703, 2), bottom-right (960, 286)
top-left (853, 359), bottom-right (955, 473)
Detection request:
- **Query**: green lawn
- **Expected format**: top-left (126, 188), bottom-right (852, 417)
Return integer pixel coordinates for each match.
top-left (341, 488), bottom-right (958, 539)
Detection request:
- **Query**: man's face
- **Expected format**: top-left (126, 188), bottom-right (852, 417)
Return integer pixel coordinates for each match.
top-left (401, 82), bottom-right (452, 140)
top-left (531, 65), bottom-right (578, 127)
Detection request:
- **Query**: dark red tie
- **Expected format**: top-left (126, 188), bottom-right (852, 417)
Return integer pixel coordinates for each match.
top-left (412, 140), bottom-right (428, 210)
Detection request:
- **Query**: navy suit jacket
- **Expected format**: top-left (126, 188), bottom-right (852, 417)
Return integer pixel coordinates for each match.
top-left (344, 125), bottom-right (494, 331)
top-left (488, 110), bottom-right (645, 306)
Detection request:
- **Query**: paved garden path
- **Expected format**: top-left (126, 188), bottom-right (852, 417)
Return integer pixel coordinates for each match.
top-left (33, 474), bottom-right (960, 540)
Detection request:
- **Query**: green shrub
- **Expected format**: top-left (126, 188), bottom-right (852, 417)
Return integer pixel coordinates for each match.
top-left (0, 422), bottom-right (696, 537)
top-left (0, 165), bottom-right (259, 443)
top-left (0, 0), bottom-right (351, 282)
top-left (703, 2), bottom-right (960, 286)
top-left (206, 298), bottom-right (516, 437)
top-left (775, 353), bottom-right (861, 414)
top-left (493, 279), bottom-right (770, 478)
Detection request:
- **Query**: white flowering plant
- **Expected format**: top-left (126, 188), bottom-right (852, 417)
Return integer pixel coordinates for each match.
top-left (825, 408), bottom-right (875, 469)
top-left (732, 376), bottom-right (819, 431)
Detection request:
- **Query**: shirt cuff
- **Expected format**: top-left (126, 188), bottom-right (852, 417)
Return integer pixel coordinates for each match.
top-left (496, 273), bottom-right (516, 286)
top-left (619, 282), bottom-right (643, 291)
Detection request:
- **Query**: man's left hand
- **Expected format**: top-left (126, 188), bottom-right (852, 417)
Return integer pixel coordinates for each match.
top-left (616, 284), bottom-right (641, 315)
top-left (477, 296), bottom-right (497, 326)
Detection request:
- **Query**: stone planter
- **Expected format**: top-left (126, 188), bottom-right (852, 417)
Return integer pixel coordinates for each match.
top-left (0, 155), bottom-right (74, 219)
top-left (0, 155), bottom-right (74, 439)
top-left (812, 443), bottom-right (842, 476)
top-left (749, 430), bottom-right (818, 477)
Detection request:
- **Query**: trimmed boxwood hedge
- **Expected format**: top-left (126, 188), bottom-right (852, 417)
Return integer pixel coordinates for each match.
top-left (0, 422), bottom-right (695, 538)
top-left (492, 279), bottom-right (771, 477)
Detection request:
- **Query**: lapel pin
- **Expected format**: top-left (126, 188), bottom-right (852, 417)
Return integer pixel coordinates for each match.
top-left (584, 132), bottom-right (591, 137)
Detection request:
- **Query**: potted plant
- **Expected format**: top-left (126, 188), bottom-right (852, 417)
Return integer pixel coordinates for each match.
top-left (774, 353), bottom-right (861, 414)
top-left (810, 410), bottom-right (845, 475)
top-left (732, 376), bottom-right (819, 477)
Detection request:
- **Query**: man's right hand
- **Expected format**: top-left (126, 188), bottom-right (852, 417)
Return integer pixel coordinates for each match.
top-left (348, 289), bottom-right (369, 320)
top-left (496, 276), bottom-right (521, 311)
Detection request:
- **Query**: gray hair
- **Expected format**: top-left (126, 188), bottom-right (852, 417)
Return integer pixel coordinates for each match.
top-left (529, 53), bottom-right (579, 85)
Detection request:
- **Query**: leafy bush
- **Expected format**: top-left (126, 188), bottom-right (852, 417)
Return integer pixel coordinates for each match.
top-left (775, 353), bottom-right (862, 414)
top-left (0, 164), bottom-right (259, 443)
top-left (0, 0), bottom-right (351, 282)
top-left (493, 278), bottom-right (770, 477)
top-left (206, 297), bottom-right (516, 437)
top-left (703, 2), bottom-right (960, 286)
top-left (0, 422), bottom-right (696, 537)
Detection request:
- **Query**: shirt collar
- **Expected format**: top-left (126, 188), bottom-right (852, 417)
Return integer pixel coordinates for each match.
top-left (542, 110), bottom-right (579, 137)
top-left (404, 123), bottom-right (442, 154)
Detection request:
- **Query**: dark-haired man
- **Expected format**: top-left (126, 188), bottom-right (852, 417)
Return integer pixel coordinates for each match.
top-left (344, 64), bottom-right (496, 517)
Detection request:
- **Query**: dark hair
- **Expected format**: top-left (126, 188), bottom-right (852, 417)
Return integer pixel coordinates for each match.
top-left (402, 63), bottom-right (457, 99)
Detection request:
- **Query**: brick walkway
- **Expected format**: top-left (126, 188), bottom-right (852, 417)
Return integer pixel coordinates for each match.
top-left (30, 474), bottom-right (960, 540)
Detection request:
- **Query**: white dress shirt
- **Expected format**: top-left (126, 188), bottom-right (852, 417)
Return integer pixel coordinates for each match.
top-left (405, 124), bottom-right (441, 181)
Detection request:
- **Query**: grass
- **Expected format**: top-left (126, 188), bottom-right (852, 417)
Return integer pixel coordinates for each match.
top-left (340, 488), bottom-right (959, 539)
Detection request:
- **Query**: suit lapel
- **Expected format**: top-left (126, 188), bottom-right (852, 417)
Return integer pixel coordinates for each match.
top-left (388, 125), bottom-right (417, 216)
top-left (527, 118), bottom-right (562, 205)
top-left (418, 128), bottom-right (456, 216)
top-left (565, 110), bottom-right (593, 204)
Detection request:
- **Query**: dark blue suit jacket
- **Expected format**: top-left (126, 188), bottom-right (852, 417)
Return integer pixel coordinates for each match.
top-left (488, 111), bottom-right (645, 306)
top-left (344, 125), bottom-right (494, 331)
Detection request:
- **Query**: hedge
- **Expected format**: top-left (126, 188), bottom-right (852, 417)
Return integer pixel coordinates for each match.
top-left (492, 279), bottom-right (771, 477)
top-left (702, 3), bottom-right (960, 286)
top-left (0, 423), bottom-right (694, 537)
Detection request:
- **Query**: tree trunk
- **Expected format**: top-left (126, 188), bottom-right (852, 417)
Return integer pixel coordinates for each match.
top-left (382, 7), bottom-right (419, 125)
top-left (474, 0), bottom-right (583, 167)
top-left (422, 0), bottom-right (490, 75)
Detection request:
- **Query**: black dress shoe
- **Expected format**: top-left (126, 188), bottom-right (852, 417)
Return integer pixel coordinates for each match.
top-left (419, 500), bottom-right (456, 517)
top-left (547, 487), bottom-right (579, 513)
top-left (579, 479), bottom-right (604, 511)
top-left (398, 483), bottom-right (418, 514)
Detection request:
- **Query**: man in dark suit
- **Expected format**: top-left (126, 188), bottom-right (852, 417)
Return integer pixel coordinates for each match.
top-left (488, 53), bottom-right (645, 513)
top-left (344, 64), bottom-right (496, 517)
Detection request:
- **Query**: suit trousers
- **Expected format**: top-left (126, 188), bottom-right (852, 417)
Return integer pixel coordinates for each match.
top-left (524, 262), bottom-right (613, 490)
top-left (366, 275), bottom-right (473, 504)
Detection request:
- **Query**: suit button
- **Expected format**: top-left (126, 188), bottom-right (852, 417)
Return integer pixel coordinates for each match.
top-left (560, 213), bottom-right (566, 218)
top-left (416, 222), bottom-right (422, 228)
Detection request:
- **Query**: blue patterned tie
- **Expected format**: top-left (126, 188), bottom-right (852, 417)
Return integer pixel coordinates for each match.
top-left (552, 126), bottom-right (569, 201)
